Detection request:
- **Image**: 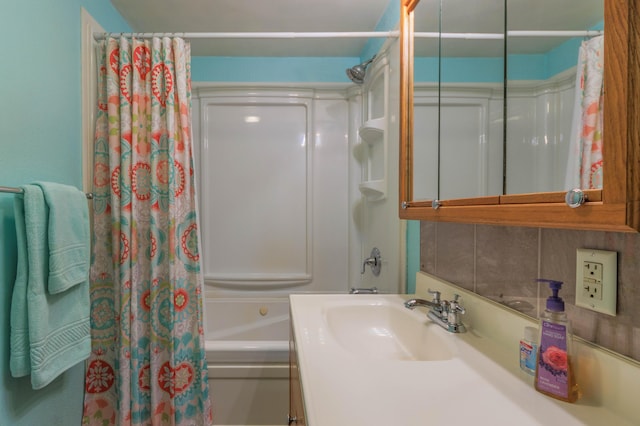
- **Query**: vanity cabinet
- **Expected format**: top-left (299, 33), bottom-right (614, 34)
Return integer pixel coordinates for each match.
top-left (399, 0), bottom-right (640, 232)
top-left (289, 321), bottom-right (306, 425)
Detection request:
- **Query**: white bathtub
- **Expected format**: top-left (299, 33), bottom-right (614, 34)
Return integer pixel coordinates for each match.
top-left (205, 298), bottom-right (290, 426)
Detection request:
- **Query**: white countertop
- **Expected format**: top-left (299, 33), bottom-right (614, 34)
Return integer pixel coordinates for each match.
top-left (290, 293), bottom-right (634, 426)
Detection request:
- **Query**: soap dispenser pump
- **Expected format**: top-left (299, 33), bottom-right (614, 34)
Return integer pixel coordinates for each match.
top-left (534, 279), bottom-right (579, 402)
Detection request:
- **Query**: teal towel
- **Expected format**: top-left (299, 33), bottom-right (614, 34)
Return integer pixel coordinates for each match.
top-left (35, 182), bottom-right (90, 294)
top-left (10, 193), bottom-right (31, 378)
top-left (10, 184), bottom-right (91, 389)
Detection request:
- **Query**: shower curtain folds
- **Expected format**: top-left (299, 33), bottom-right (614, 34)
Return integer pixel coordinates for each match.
top-left (565, 35), bottom-right (605, 190)
top-left (82, 36), bottom-right (213, 426)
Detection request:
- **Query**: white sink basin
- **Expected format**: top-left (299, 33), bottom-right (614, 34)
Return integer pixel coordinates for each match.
top-left (323, 299), bottom-right (455, 361)
top-left (290, 293), bottom-right (634, 426)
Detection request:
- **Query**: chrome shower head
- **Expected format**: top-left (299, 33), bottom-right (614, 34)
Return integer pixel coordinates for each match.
top-left (346, 55), bottom-right (376, 84)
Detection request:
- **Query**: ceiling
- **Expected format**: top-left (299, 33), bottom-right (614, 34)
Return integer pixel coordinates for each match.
top-left (111, 0), bottom-right (603, 58)
top-left (415, 0), bottom-right (603, 57)
top-left (110, 0), bottom-right (392, 57)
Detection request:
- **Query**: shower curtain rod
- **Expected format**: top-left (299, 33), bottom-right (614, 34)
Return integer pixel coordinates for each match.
top-left (93, 31), bottom-right (400, 40)
top-left (93, 29), bottom-right (602, 41)
top-left (0, 185), bottom-right (93, 199)
top-left (415, 30), bottom-right (603, 40)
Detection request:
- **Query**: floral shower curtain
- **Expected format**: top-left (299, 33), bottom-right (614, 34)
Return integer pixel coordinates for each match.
top-left (565, 35), bottom-right (605, 190)
top-left (82, 36), bottom-right (213, 425)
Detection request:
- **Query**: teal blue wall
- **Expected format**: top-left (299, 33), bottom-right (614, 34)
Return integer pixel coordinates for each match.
top-left (416, 49), bottom-right (574, 84)
top-left (360, 0), bottom-right (400, 62)
top-left (191, 56), bottom-right (361, 82)
top-left (191, 0), bottom-right (399, 82)
top-left (347, 1), bottom-right (599, 86)
top-left (415, 21), bottom-right (604, 84)
top-left (406, 221), bottom-right (421, 294)
top-left (0, 2), bottom-right (129, 425)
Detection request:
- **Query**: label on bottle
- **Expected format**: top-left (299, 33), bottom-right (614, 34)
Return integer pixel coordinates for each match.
top-left (536, 321), bottom-right (569, 397)
top-left (520, 339), bottom-right (537, 374)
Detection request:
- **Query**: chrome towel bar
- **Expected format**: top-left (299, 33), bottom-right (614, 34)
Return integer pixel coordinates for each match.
top-left (0, 185), bottom-right (93, 199)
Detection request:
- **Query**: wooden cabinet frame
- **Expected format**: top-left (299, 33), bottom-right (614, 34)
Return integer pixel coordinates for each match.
top-left (399, 0), bottom-right (640, 232)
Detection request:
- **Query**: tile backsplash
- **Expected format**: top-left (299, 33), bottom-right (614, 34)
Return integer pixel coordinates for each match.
top-left (420, 221), bottom-right (640, 363)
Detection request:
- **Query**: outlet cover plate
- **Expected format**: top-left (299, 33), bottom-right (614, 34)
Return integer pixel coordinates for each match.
top-left (575, 248), bottom-right (617, 316)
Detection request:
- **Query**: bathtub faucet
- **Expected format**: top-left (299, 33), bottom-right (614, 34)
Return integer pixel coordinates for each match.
top-left (404, 290), bottom-right (466, 333)
top-left (361, 247), bottom-right (381, 276)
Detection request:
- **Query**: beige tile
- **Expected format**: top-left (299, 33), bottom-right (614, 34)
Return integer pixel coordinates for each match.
top-left (418, 223), bottom-right (640, 363)
top-left (615, 232), bottom-right (640, 328)
top-left (539, 228), bottom-right (584, 306)
top-left (475, 225), bottom-right (538, 298)
top-left (632, 327), bottom-right (640, 361)
top-left (420, 221), bottom-right (436, 274)
top-left (568, 303), bottom-right (598, 341)
top-left (614, 324), bottom-right (632, 358)
top-left (433, 222), bottom-right (475, 291)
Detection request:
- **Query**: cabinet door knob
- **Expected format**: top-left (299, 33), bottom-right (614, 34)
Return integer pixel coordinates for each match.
top-left (565, 189), bottom-right (587, 208)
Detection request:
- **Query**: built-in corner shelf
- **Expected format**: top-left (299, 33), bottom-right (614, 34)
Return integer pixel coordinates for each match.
top-left (358, 117), bottom-right (387, 200)
top-left (358, 180), bottom-right (386, 201)
top-left (358, 117), bottom-right (386, 143)
top-left (357, 59), bottom-right (389, 202)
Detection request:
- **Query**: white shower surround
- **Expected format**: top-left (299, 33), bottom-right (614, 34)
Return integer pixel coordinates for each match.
top-left (190, 42), bottom-right (402, 425)
top-left (413, 84), bottom-right (504, 200)
top-left (192, 85), bottom-right (358, 425)
top-left (506, 70), bottom-right (576, 194)
top-left (193, 85), bottom-right (353, 296)
top-left (413, 69), bottom-right (577, 199)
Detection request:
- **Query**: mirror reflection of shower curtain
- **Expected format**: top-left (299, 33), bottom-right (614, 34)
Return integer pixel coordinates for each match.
top-left (565, 35), bottom-right (604, 190)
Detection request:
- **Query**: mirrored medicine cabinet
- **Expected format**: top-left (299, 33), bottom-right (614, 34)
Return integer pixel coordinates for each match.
top-left (399, 0), bottom-right (640, 231)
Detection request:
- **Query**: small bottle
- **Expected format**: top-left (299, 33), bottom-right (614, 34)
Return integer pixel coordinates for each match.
top-left (519, 326), bottom-right (538, 375)
top-left (534, 279), bottom-right (580, 403)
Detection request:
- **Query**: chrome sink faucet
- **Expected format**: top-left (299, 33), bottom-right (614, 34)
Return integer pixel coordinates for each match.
top-left (404, 289), bottom-right (445, 311)
top-left (404, 290), bottom-right (466, 333)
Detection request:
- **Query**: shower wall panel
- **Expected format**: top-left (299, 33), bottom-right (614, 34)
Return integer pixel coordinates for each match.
top-left (413, 87), bottom-right (504, 200)
top-left (506, 73), bottom-right (575, 194)
top-left (413, 71), bottom-right (575, 199)
top-left (194, 87), bottom-right (350, 294)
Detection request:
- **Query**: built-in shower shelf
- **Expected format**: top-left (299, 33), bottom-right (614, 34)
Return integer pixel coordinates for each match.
top-left (359, 180), bottom-right (386, 201)
top-left (358, 118), bottom-right (386, 143)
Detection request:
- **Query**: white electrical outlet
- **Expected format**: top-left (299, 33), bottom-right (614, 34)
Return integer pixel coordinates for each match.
top-left (575, 248), bottom-right (617, 316)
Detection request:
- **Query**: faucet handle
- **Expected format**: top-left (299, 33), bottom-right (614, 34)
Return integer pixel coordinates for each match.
top-left (361, 247), bottom-right (381, 276)
top-left (451, 303), bottom-right (465, 314)
top-left (450, 295), bottom-right (465, 314)
top-left (427, 289), bottom-right (441, 303)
